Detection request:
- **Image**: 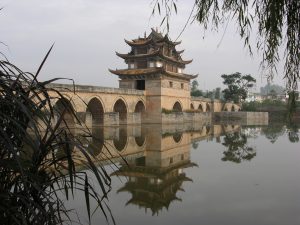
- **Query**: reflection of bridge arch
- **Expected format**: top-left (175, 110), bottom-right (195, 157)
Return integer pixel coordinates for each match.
top-left (135, 135), bottom-right (146, 147)
top-left (173, 133), bottom-right (183, 143)
top-left (206, 103), bottom-right (211, 112)
top-left (86, 97), bottom-right (104, 126)
top-left (53, 98), bottom-right (75, 128)
top-left (231, 105), bottom-right (235, 112)
top-left (87, 127), bottom-right (104, 156)
top-left (198, 104), bottom-right (203, 112)
top-left (113, 127), bottom-right (128, 152)
top-left (173, 101), bottom-right (183, 112)
top-left (114, 98), bottom-right (128, 124)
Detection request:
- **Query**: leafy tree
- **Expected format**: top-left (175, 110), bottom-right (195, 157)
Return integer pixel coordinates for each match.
top-left (269, 89), bottom-right (277, 99)
top-left (215, 87), bottom-right (221, 99)
top-left (152, 0), bottom-right (300, 92)
top-left (221, 72), bottom-right (256, 103)
top-left (191, 80), bottom-right (199, 92)
top-left (191, 80), bottom-right (204, 97)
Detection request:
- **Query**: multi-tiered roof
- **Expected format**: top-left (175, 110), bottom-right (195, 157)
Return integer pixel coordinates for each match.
top-left (109, 28), bottom-right (197, 81)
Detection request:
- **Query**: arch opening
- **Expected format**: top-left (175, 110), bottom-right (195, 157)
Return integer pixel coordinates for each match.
top-left (86, 97), bottom-right (104, 127)
top-left (114, 99), bottom-right (127, 124)
top-left (190, 103), bottom-right (194, 110)
top-left (53, 98), bottom-right (75, 129)
top-left (134, 101), bottom-right (145, 113)
top-left (134, 101), bottom-right (146, 123)
top-left (173, 101), bottom-right (182, 112)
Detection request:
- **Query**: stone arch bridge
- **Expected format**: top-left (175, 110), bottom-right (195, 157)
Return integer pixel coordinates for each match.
top-left (48, 83), bottom-right (240, 126)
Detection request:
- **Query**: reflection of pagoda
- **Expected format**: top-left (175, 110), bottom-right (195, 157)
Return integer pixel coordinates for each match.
top-left (112, 159), bottom-right (196, 215)
top-left (109, 28), bottom-right (198, 122)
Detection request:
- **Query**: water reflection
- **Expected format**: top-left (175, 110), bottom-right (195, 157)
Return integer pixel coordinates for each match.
top-left (71, 123), bottom-right (243, 215)
top-left (221, 132), bottom-right (256, 163)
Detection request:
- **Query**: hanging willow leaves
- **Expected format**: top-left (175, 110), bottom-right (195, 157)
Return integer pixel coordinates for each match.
top-left (152, 0), bottom-right (300, 92)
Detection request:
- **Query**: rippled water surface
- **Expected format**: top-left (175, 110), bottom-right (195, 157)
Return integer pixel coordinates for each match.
top-left (68, 123), bottom-right (300, 225)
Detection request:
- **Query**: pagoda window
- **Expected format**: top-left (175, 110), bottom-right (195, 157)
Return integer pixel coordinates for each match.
top-left (136, 80), bottom-right (145, 90)
top-left (149, 61), bottom-right (155, 67)
top-left (156, 61), bottom-right (163, 67)
top-left (136, 47), bottom-right (147, 54)
top-left (137, 60), bottom-right (147, 68)
top-left (178, 68), bottom-right (183, 73)
top-left (166, 64), bottom-right (172, 71)
top-left (169, 81), bottom-right (173, 88)
top-left (181, 83), bottom-right (184, 89)
top-left (128, 62), bottom-right (135, 69)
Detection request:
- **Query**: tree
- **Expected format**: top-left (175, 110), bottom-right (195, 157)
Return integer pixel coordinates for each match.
top-left (152, 0), bottom-right (300, 92)
top-left (215, 87), bottom-right (221, 100)
top-left (191, 80), bottom-right (204, 97)
top-left (269, 89), bottom-right (277, 99)
top-left (221, 72), bottom-right (256, 103)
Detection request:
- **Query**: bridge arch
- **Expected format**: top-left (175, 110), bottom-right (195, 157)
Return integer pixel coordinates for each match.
top-left (114, 98), bottom-right (128, 124)
top-left (86, 97), bottom-right (104, 126)
top-left (53, 97), bottom-right (75, 128)
top-left (134, 100), bottom-right (146, 113)
top-left (173, 101), bottom-right (183, 112)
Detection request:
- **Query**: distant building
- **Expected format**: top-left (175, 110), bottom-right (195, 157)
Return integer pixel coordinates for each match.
top-left (245, 92), bottom-right (264, 102)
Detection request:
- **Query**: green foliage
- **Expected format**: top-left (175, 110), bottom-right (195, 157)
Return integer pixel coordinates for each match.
top-left (221, 72), bottom-right (256, 103)
top-left (162, 108), bottom-right (174, 114)
top-left (215, 87), bottom-right (221, 99)
top-left (242, 99), bottom-right (287, 111)
top-left (0, 52), bottom-right (113, 224)
top-left (191, 80), bottom-right (204, 97)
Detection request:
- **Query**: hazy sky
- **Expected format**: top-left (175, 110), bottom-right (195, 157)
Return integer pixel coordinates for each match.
top-left (0, 0), bottom-right (286, 91)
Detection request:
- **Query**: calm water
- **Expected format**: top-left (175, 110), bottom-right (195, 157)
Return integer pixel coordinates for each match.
top-left (68, 122), bottom-right (300, 225)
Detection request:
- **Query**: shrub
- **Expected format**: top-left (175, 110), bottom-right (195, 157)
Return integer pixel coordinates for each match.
top-left (0, 49), bottom-right (113, 224)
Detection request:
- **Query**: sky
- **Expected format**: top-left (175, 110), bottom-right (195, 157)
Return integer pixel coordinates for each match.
top-left (0, 0), bottom-right (286, 92)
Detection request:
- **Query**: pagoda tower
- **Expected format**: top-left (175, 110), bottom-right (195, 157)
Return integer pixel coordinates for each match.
top-left (109, 28), bottom-right (198, 123)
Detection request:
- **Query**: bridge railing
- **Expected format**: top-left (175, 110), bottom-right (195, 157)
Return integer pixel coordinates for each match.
top-left (47, 83), bottom-right (145, 95)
